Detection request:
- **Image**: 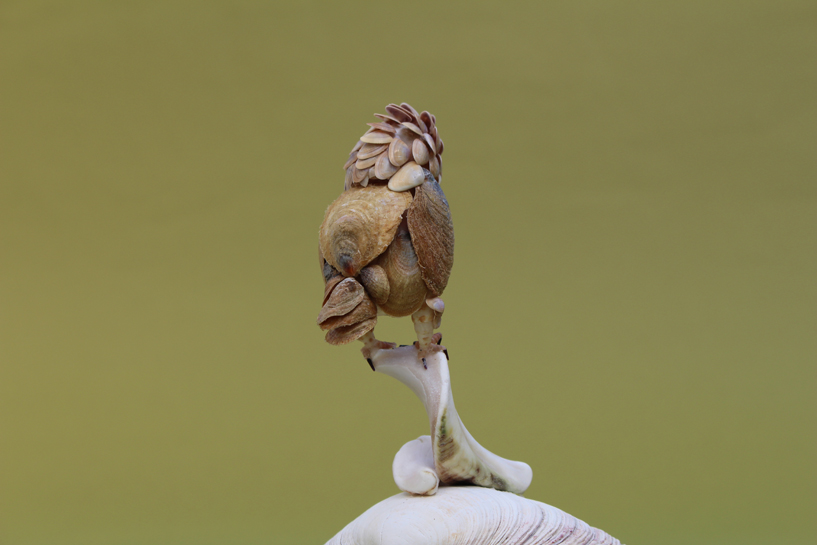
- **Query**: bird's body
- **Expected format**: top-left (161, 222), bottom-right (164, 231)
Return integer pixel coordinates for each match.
top-left (317, 103), bottom-right (453, 363)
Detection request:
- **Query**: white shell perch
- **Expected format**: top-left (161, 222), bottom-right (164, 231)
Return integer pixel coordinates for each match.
top-left (325, 486), bottom-right (622, 545)
top-left (372, 345), bottom-right (533, 495)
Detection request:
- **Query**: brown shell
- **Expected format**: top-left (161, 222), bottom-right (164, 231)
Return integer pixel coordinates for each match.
top-left (319, 184), bottom-right (412, 277)
top-left (407, 176), bottom-right (454, 297)
top-left (385, 104), bottom-right (413, 123)
top-left (319, 295), bottom-right (377, 331)
top-left (325, 318), bottom-right (376, 345)
top-left (323, 274), bottom-right (344, 306)
top-left (358, 264), bottom-right (390, 306)
top-left (373, 221), bottom-right (427, 317)
top-left (317, 277), bottom-right (365, 325)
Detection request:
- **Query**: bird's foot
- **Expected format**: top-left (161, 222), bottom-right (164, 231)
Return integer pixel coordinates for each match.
top-left (414, 334), bottom-right (447, 369)
top-left (360, 330), bottom-right (396, 363)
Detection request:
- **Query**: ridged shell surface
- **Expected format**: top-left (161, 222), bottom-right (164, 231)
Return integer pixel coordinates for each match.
top-left (320, 185), bottom-right (412, 277)
top-left (407, 178), bottom-right (454, 297)
top-left (373, 222), bottom-right (427, 317)
top-left (325, 487), bottom-right (622, 545)
top-left (343, 103), bottom-right (445, 190)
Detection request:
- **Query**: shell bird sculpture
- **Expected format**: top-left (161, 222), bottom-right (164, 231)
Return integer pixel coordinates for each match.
top-left (318, 103), bottom-right (454, 365)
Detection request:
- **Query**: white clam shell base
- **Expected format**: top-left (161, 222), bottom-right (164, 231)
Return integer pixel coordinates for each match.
top-left (372, 345), bottom-right (533, 495)
top-left (325, 486), bottom-right (622, 545)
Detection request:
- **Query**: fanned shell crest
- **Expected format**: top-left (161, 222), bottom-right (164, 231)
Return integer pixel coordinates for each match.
top-left (342, 103), bottom-right (445, 190)
top-left (407, 175), bottom-right (454, 297)
top-left (319, 185), bottom-right (412, 277)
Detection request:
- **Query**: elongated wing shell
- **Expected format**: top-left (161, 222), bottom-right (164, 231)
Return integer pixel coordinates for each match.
top-left (406, 176), bottom-right (454, 297)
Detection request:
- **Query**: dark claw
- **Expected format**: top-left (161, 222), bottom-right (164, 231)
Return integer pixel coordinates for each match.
top-left (422, 357), bottom-right (427, 370)
top-left (437, 335), bottom-right (443, 345)
top-left (366, 358), bottom-right (374, 371)
top-left (399, 344), bottom-right (410, 348)
top-left (443, 349), bottom-right (449, 361)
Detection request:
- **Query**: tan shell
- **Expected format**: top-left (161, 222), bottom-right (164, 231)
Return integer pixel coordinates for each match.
top-left (351, 165), bottom-right (368, 185)
top-left (357, 143), bottom-right (388, 160)
top-left (355, 155), bottom-right (379, 170)
top-left (422, 133), bottom-right (437, 155)
top-left (360, 131), bottom-right (393, 144)
top-left (320, 185), bottom-right (412, 277)
top-left (395, 126), bottom-right (418, 147)
top-left (407, 177), bottom-right (454, 297)
top-left (343, 151), bottom-right (358, 170)
top-left (316, 277), bottom-right (365, 324)
top-left (388, 161), bottom-right (425, 192)
top-left (343, 167), bottom-right (353, 190)
top-left (388, 138), bottom-right (411, 167)
top-left (374, 151), bottom-right (398, 180)
top-left (428, 154), bottom-right (440, 180)
top-left (374, 113), bottom-right (402, 125)
top-left (358, 264), bottom-right (390, 306)
top-left (366, 122), bottom-right (396, 134)
top-left (412, 139), bottom-right (429, 165)
top-left (374, 221), bottom-right (427, 317)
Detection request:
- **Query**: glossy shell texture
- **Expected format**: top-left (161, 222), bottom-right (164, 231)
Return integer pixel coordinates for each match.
top-left (344, 103), bottom-right (444, 191)
top-left (325, 487), bottom-right (622, 545)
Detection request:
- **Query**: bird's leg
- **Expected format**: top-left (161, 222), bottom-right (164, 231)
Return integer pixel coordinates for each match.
top-left (360, 329), bottom-right (396, 363)
top-left (412, 298), bottom-right (447, 368)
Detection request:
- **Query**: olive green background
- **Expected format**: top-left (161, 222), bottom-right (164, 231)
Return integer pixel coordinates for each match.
top-left (1, 1), bottom-right (814, 544)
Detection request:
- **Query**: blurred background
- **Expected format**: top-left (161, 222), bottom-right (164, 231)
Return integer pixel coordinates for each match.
top-left (1, 1), bottom-right (814, 544)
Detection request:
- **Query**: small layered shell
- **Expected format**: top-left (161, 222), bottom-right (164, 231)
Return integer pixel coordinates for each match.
top-left (319, 184), bottom-right (412, 277)
top-left (344, 103), bottom-right (445, 191)
top-left (317, 276), bottom-right (378, 345)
